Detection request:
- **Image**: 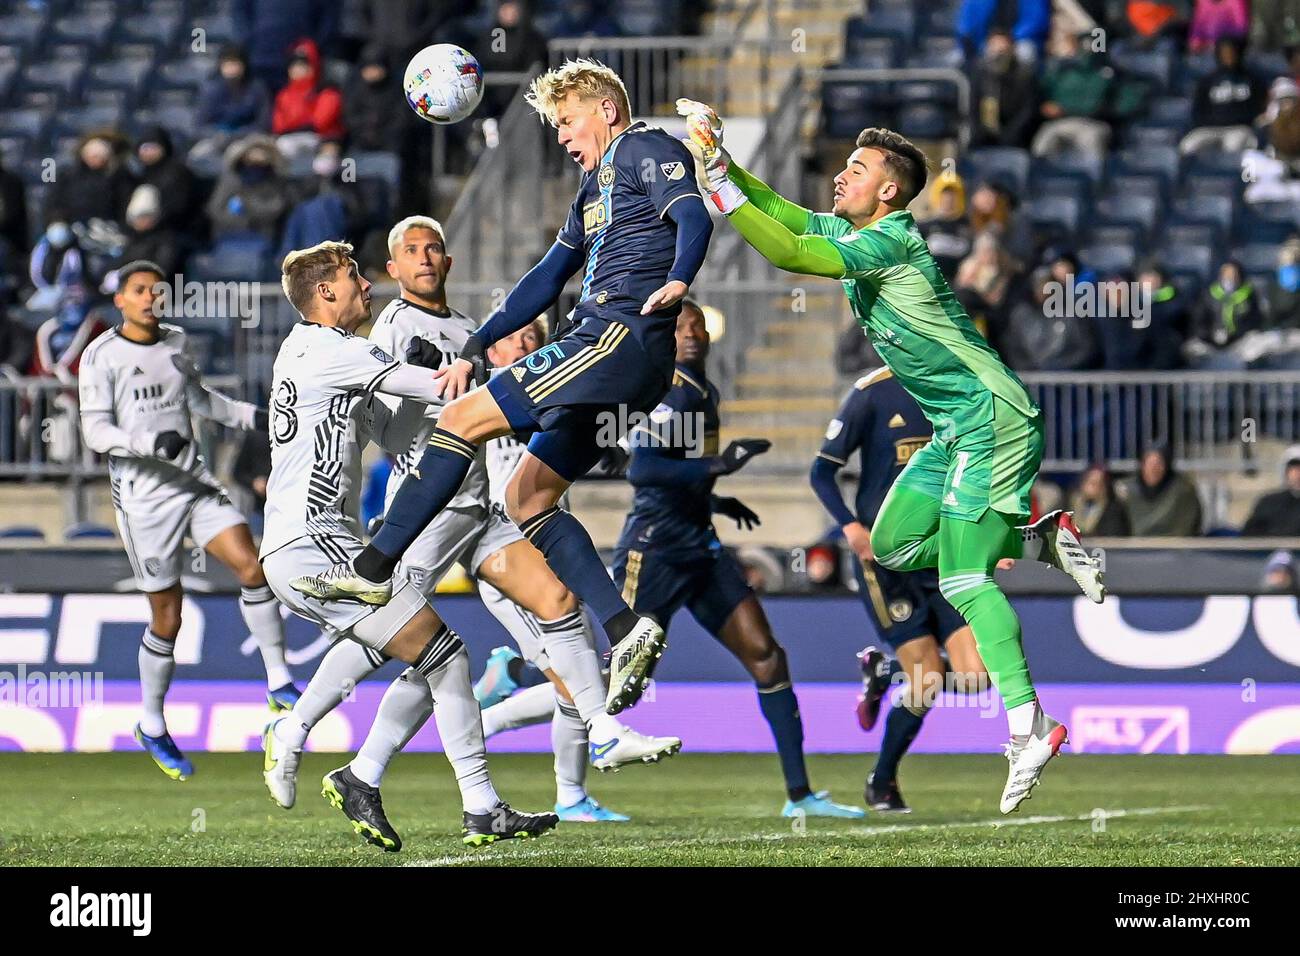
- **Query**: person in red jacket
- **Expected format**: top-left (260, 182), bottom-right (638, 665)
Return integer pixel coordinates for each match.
top-left (271, 39), bottom-right (345, 147)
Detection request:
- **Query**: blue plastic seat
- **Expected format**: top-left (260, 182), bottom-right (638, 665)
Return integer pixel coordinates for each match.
top-left (967, 146), bottom-right (1030, 194)
top-left (1233, 244), bottom-right (1280, 272)
top-left (1096, 194), bottom-right (1161, 234)
top-left (64, 522), bottom-right (116, 540)
top-left (897, 103), bottom-right (955, 139)
top-left (21, 59), bottom-right (86, 99)
top-left (845, 9), bottom-right (915, 47)
top-left (0, 525), bottom-right (46, 540)
top-left (1025, 195), bottom-right (1081, 234)
top-left (1171, 195), bottom-right (1234, 232)
top-left (1158, 243), bottom-right (1213, 280)
top-left (1079, 244), bottom-right (1137, 274)
top-left (843, 36), bottom-right (900, 69)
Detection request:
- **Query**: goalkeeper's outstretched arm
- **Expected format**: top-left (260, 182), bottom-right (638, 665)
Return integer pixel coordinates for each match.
top-left (726, 161), bottom-right (814, 235)
top-left (725, 197), bottom-right (847, 279)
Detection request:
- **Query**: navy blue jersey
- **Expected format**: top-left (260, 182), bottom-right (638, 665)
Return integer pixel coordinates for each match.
top-left (616, 364), bottom-right (720, 557)
top-left (818, 369), bottom-right (933, 526)
top-left (557, 121), bottom-right (702, 350)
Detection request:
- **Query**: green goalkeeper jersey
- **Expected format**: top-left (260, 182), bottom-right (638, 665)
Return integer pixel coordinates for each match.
top-left (725, 164), bottom-right (1038, 438)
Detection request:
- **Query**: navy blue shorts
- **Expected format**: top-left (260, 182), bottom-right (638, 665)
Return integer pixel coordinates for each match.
top-left (851, 558), bottom-right (967, 650)
top-left (487, 312), bottom-right (672, 482)
top-left (611, 546), bottom-right (753, 637)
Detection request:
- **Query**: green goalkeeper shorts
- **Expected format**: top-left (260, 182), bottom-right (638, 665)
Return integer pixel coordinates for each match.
top-left (894, 398), bottom-right (1044, 523)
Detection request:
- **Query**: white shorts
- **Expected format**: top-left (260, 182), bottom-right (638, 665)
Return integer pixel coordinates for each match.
top-left (398, 502), bottom-right (524, 596)
top-left (261, 534), bottom-right (376, 641)
top-left (113, 483), bottom-right (246, 592)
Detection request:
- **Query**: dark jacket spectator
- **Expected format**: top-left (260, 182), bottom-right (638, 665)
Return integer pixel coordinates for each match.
top-left (1098, 263), bottom-right (1188, 369)
top-left (135, 126), bottom-right (197, 235)
top-left (46, 132), bottom-right (137, 230)
top-left (1267, 237), bottom-right (1300, 327)
top-left (0, 156), bottom-right (27, 264)
top-left (1187, 38), bottom-right (1265, 133)
top-left (205, 136), bottom-right (291, 242)
top-left (1189, 0), bottom-right (1250, 52)
top-left (473, 0), bottom-right (551, 116)
top-left (0, 301), bottom-right (34, 372)
top-left (1118, 444), bottom-right (1204, 536)
top-left (999, 266), bottom-right (1102, 370)
top-left (1241, 446), bottom-right (1300, 535)
top-left (276, 144), bottom-right (363, 261)
top-left (360, 0), bottom-right (459, 75)
top-left (1193, 260), bottom-right (1264, 347)
top-left (955, 232), bottom-right (1018, 333)
top-left (272, 39), bottom-right (346, 142)
top-left (197, 45), bottom-right (270, 135)
top-left (1070, 463), bottom-right (1132, 536)
top-left (344, 45), bottom-right (411, 153)
top-left (921, 170), bottom-right (972, 279)
top-left (971, 27), bottom-right (1040, 148)
top-left (233, 0), bottom-right (340, 95)
top-left (115, 186), bottom-right (183, 281)
top-left (1250, 0), bottom-right (1300, 51)
top-left (554, 0), bottom-right (622, 38)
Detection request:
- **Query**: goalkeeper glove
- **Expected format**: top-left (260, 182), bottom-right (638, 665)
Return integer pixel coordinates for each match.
top-left (253, 407), bottom-right (269, 432)
top-left (709, 438), bottom-right (771, 476)
top-left (154, 430), bottom-right (189, 460)
top-left (712, 495), bottom-right (761, 530)
top-left (457, 334), bottom-right (490, 387)
top-left (405, 336), bottom-right (446, 370)
top-left (676, 98), bottom-right (747, 215)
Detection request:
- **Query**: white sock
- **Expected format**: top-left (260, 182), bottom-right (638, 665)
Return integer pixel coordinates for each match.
top-left (416, 631), bottom-right (500, 814)
top-left (1007, 699), bottom-right (1038, 736)
top-left (481, 682), bottom-right (557, 737)
top-left (552, 695), bottom-right (588, 807)
top-left (293, 638), bottom-right (383, 731)
top-left (536, 610), bottom-right (622, 741)
top-left (350, 668), bottom-right (434, 788)
top-left (240, 585), bottom-right (293, 689)
top-left (138, 629), bottom-right (175, 737)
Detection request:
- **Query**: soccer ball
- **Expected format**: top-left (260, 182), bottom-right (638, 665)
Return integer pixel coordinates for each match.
top-left (403, 44), bottom-right (484, 125)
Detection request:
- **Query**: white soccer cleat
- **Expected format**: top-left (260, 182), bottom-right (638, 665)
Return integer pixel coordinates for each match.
top-left (605, 616), bottom-right (667, 714)
top-left (999, 707), bottom-right (1069, 814)
top-left (1024, 509), bottom-right (1106, 603)
top-left (290, 563), bottom-right (392, 606)
top-left (589, 725), bottom-right (682, 772)
top-left (263, 719), bottom-right (302, 809)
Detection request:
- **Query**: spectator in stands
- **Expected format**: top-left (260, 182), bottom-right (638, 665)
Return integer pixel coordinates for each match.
top-left (0, 301), bottom-right (34, 374)
top-left (233, 0), bottom-right (341, 95)
top-left (26, 218), bottom-right (92, 313)
top-left (476, 0), bottom-right (552, 117)
top-left (134, 127), bottom-right (197, 237)
top-left (1186, 259), bottom-right (1264, 365)
top-left (1261, 549), bottom-right (1298, 591)
top-left (46, 133), bottom-right (137, 233)
top-left (28, 283), bottom-right (109, 386)
top-left (1241, 445), bottom-right (1300, 535)
top-left (1244, 87), bottom-right (1300, 202)
top-left (1250, 0), bottom-right (1300, 52)
top-left (1070, 463), bottom-right (1132, 536)
top-left (1181, 38), bottom-right (1266, 155)
top-left (554, 0), bottom-right (622, 38)
top-left (971, 26), bottom-right (1040, 149)
top-left (205, 136), bottom-right (291, 243)
top-left (1095, 262), bottom-right (1188, 369)
top-left (958, 0), bottom-right (1053, 64)
top-left (360, 0), bottom-right (459, 76)
top-left (1266, 236), bottom-right (1300, 327)
top-left (1188, 0), bottom-right (1251, 52)
top-left (1118, 444), bottom-right (1204, 536)
top-left (1126, 1), bottom-right (1191, 41)
top-left (968, 178), bottom-right (1036, 264)
top-left (1255, 76), bottom-right (1299, 144)
top-left (998, 265), bottom-right (1102, 370)
top-left (193, 45), bottom-right (271, 166)
top-left (114, 186), bottom-right (182, 282)
top-left (271, 39), bottom-right (346, 161)
top-left (277, 141), bottom-right (363, 262)
top-left (1136, 260), bottom-right (1191, 368)
top-left (921, 168), bottom-right (971, 279)
top-left (0, 154), bottom-right (27, 298)
top-left (955, 232), bottom-right (1018, 333)
top-left (345, 45), bottom-right (405, 153)
top-left (1031, 31), bottom-right (1116, 158)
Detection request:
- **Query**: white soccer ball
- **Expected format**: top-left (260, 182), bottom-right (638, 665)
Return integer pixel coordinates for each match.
top-left (403, 44), bottom-right (484, 125)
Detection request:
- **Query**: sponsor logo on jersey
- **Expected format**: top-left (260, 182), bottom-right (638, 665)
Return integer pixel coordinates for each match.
top-left (598, 163), bottom-right (615, 187)
top-left (660, 161), bottom-right (685, 181)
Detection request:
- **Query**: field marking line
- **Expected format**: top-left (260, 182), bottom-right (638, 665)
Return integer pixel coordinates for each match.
top-left (402, 805), bottom-right (1214, 865)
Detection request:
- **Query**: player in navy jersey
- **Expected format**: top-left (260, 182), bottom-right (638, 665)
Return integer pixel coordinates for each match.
top-left (811, 368), bottom-right (991, 811)
top-left (295, 60), bottom-right (713, 717)
top-left (612, 301), bottom-right (864, 819)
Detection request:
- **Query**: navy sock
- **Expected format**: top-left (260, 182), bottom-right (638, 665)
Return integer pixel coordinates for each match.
top-left (519, 506), bottom-right (630, 628)
top-left (873, 703), bottom-right (926, 785)
top-left (509, 659), bottom-right (550, 689)
top-left (757, 684), bottom-right (810, 802)
top-left (357, 427), bottom-right (477, 581)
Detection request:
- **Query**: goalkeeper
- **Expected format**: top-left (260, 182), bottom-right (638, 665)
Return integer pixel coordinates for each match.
top-left (676, 100), bottom-right (1105, 813)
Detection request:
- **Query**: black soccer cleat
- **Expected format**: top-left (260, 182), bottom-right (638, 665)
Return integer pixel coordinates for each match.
top-left (866, 773), bottom-right (911, 813)
top-left (321, 766), bottom-right (402, 852)
top-left (855, 645), bottom-right (892, 732)
top-left (462, 802), bottom-right (559, 848)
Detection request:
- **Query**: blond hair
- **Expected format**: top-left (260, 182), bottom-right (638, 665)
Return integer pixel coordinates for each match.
top-left (281, 240), bottom-right (354, 315)
top-left (387, 215), bottom-right (446, 256)
top-left (525, 58), bottom-right (631, 127)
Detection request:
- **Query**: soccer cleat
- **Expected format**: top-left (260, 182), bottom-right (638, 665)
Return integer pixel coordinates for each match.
top-left (855, 645), bottom-right (892, 732)
top-left (1000, 707), bottom-right (1069, 814)
top-left (866, 773), bottom-right (912, 813)
top-left (262, 718), bottom-right (302, 809)
top-left (290, 562), bottom-right (392, 606)
top-left (781, 790), bottom-right (866, 819)
top-left (590, 726), bottom-right (682, 772)
top-left (1023, 509), bottom-right (1106, 604)
top-left (473, 645), bottom-right (521, 708)
top-left (462, 802), bottom-right (559, 848)
top-left (605, 616), bottom-right (667, 714)
top-left (267, 682), bottom-right (302, 713)
top-left (555, 796), bottom-right (631, 822)
top-left (134, 723), bottom-right (194, 781)
top-left (321, 766), bottom-right (402, 852)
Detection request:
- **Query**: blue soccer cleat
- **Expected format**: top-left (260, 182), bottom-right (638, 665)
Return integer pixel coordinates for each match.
top-left (555, 796), bottom-right (631, 822)
top-left (473, 645), bottom-right (521, 707)
top-left (134, 723), bottom-right (194, 781)
top-left (781, 790), bottom-right (866, 819)
top-left (267, 682), bottom-right (302, 713)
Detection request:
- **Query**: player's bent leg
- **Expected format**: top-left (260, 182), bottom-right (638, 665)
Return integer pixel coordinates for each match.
top-left (205, 524), bottom-right (299, 709)
top-left (943, 626), bottom-right (990, 697)
top-left (135, 586), bottom-right (194, 781)
top-left (869, 636), bottom-right (944, 814)
top-left (872, 484), bottom-right (943, 572)
top-left (1020, 509), bottom-right (1107, 603)
top-left (716, 595), bottom-right (864, 819)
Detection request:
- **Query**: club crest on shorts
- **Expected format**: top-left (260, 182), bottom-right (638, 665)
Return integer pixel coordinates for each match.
top-left (888, 599), bottom-right (913, 622)
top-left (144, 557), bottom-right (162, 577)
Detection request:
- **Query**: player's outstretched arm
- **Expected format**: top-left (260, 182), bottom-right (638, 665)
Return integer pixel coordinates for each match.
top-left (726, 161), bottom-right (815, 235)
top-left (171, 351), bottom-right (263, 431)
top-left (726, 200), bottom-right (847, 279)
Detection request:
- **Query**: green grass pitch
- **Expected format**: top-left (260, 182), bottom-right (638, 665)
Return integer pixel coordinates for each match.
top-left (1, 752), bottom-right (1296, 866)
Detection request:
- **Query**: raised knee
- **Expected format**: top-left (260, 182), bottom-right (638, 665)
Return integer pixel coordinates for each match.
top-left (746, 641), bottom-right (787, 687)
top-left (535, 580), bottom-right (578, 620)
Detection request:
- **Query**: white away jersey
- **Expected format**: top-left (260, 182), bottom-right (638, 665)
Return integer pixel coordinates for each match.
top-left (78, 323), bottom-right (256, 501)
top-left (368, 298), bottom-right (490, 512)
top-left (261, 321), bottom-right (408, 556)
top-left (486, 434), bottom-right (528, 507)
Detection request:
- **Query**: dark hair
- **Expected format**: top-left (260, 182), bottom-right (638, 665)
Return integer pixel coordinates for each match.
top-left (679, 297), bottom-right (704, 319)
top-left (854, 128), bottom-right (929, 206)
top-left (116, 259), bottom-right (165, 288)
